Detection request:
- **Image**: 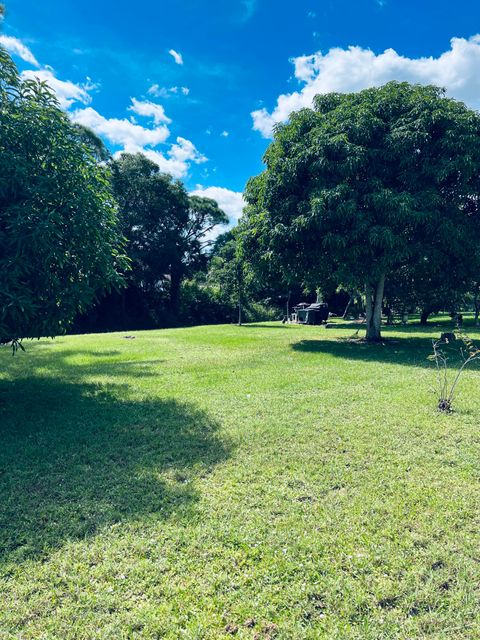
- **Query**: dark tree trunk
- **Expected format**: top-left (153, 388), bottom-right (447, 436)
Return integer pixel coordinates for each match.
top-left (474, 292), bottom-right (480, 327)
top-left (236, 267), bottom-right (244, 326)
top-left (385, 307), bottom-right (394, 325)
top-left (365, 274), bottom-right (385, 342)
top-left (420, 308), bottom-right (431, 326)
top-left (342, 293), bottom-right (354, 319)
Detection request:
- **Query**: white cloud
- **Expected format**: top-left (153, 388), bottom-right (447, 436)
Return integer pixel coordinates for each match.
top-left (252, 35), bottom-right (480, 137)
top-left (4, 33), bottom-right (202, 180)
top-left (168, 49), bottom-right (183, 65)
top-left (72, 105), bottom-right (204, 178)
top-left (0, 35), bottom-right (39, 66)
top-left (147, 84), bottom-right (190, 98)
top-left (128, 97), bottom-right (171, 125)
top-left (71, 107), bottom-right (170, 148)
top-left (140, 138), bottom-right (206, 179)
top-left (220, 130), bottom-right (229, 137)
top-left (4, 35), bottom-right (95, 109)
top-left (21, 68), bottom-right (93, 109)
top-left (190, 186), bottom-right (245, 226)
top-left (147, 83), bottom-right (163, 96)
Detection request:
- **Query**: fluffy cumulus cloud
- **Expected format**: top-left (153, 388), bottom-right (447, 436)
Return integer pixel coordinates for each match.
top-left (190, 186), bottom-right (245, 226)
top-left (252, 35), bottom-right (480, 137)
top-left (142, 138), bottom-right (206, 178)
top-left (71, 106), bottom-right (170, 148)
top-left (21, 69), bottom-right (94, 109)
top-left (72, 106), bottom-right (205, 178)
top-left (128, 97), bottom-right (171, 124)
top-left (0, 34), bottom-right (39, 66)
top-left (168, 48), bottom-right (183, 65)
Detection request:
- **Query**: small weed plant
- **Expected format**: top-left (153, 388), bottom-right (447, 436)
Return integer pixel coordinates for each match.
top-left (429, 328), bottom-right (480, 412)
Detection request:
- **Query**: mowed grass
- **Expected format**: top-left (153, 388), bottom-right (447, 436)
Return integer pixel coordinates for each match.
top-left (1, 319), bottom-right (480, 639)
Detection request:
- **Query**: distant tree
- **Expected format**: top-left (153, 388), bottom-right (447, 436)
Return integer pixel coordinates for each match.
top-left (208, 230), bottom-right (255, 325)
top-left (110, 153), bottom-right (227, 316)
top-left (0, 47), bottom-right (127, 346)
top-left (111, 153), bottom-right (187, 307)
top-left (175, 194), bottom-right (228, 306)
top-left (72, 124), bottom-right (111, 162)
top-left (242, 82), bottom-right (480, 341)
top-left (384, 255), bottom-right (474, 326)
top-left (210, 230), bottom-right (235, 258)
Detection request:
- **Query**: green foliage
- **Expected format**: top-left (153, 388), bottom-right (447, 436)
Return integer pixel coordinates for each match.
top-left (109, 153), bottom-right (228, 318)
top-left (242, 82), bottom-right (480, 340)
top-left (110, 153), bottom-right (190, 301)
top-left (0, 47), bottom-right (128, 343)
top-left (178, 278), bottom-right (234, 325)
top-left (208, 229), bottom-right (258, 324)
top-left (72, 123), bottom-right (111, 162)
top-left (181, 277), bottom-right (276, 325)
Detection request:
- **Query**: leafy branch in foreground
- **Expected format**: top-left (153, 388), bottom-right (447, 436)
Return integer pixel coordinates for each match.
top-left (428, 329), bottom-right (480, 412)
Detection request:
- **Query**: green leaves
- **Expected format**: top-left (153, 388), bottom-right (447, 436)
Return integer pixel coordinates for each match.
top-left (242, 81), bottom-right (480, 304)
top-left (0, 47), bottom-right (128, 343)
top-left (108, 153), bottom-right (229, 316)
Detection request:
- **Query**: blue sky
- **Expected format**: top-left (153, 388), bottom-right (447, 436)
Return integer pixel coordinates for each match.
top-left (3, 0), bottom-right (480, 224)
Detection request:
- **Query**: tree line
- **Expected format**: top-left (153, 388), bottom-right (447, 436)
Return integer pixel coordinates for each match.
top-left (0, 46), bottom-right (275, 346)
top-left (2, 41), bottom-right (480, 345)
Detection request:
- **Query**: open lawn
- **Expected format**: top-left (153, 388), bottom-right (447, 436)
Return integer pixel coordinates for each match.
top-left (1, 319), bottom-right (480, 639)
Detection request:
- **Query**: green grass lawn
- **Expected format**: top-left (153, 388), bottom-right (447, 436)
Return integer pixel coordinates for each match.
top-left (1, 318), bottom-right (480, 639)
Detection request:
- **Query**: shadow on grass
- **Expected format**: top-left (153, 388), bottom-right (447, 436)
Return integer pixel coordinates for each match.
top-left (240, 323), bottom-right (286, 329)
top-left (290, 336), bottom-right (437, 368)
top-left (2, 348), bottom-right (166, 381)
top-left (0, 375), bottom-right (229, 567)
top-left (325, 321), bottom-right (451, 332)
top-left (327, 316), bottom-right (480, 333)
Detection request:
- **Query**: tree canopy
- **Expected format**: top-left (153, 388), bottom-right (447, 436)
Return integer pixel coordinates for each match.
top-left (0, 47), bottom-right (128, 345)
top-left (208, 229), bottom-right (256, 325)
top-left (242, 82), bottom-right (480, 340)
top-left (106, 153), bottom-right (228, 325)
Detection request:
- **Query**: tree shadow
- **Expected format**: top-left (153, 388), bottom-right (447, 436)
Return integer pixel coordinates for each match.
top-left (1, 347), bottom-right (165, 381)
top-left (240, 323), bottom-right (288, 329)
top-left (290, 336), bottom-right (439, 368)
top-left (0, 375), bottom-right (229, 567)
top-left (327, 316), bottom-right (480, 333)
